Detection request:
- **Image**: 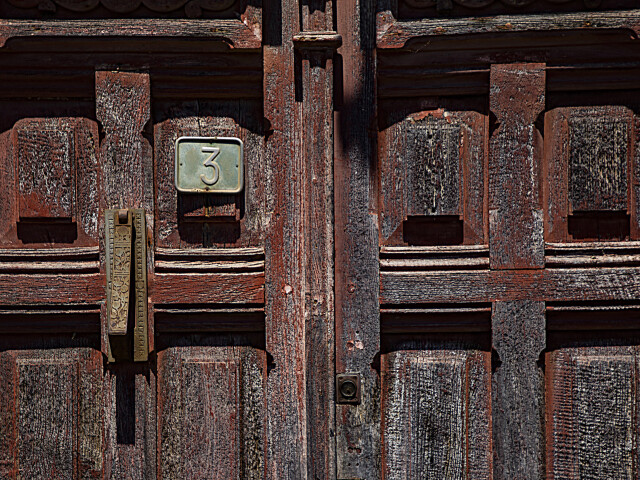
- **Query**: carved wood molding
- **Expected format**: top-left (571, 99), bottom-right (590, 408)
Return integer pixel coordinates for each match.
top-left (404, 0), bottom-right (600, 8)
top-left (0, 18), bottom-right (262, 49)
top-left (377, 9), bottom-right (640, 48)
top-left (6, 0), bottom-right (236, 17)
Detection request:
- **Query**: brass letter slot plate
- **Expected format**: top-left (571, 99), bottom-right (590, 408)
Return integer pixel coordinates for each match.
top-left (105, 208), bottom-right (148, 362)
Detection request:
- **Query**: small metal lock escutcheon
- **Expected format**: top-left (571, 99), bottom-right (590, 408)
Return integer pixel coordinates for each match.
top-left (336, 373), bottom-right (361, 404)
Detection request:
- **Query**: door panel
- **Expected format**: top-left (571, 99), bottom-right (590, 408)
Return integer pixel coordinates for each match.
top-left (0, 112), bottom-right (100, 248)
top-left (0, 347), bottom-right (103, 479)
top-left (381, 336), bottom-right (491, 479)
top-left (157, 339), bottom-right (265, 479)
top-left (546, 337), bottom-right (640, 480)
top-left (153, 99), bottom-right (265, 248)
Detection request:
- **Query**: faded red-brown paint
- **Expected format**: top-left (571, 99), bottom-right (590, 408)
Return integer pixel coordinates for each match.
top-left (0, 0), bottom-right (640, 478)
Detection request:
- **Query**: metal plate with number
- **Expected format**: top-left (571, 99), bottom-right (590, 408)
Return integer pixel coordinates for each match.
top-left (175, 136), bottom-right (244, 194)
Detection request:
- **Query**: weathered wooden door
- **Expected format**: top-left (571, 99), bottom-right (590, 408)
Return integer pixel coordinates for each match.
top-left (336, 2), bottom-right (640, 480)
top-left (1, 0), bottom-right (640, 478)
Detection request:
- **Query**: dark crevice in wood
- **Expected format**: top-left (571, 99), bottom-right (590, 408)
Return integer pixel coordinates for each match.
top-left (0, 311), bottom-right (100, 334)
top-left (16, 220), bottom-right (78, 244)
top-left (381, 332), bottom-right (491, 352)
top-left (546, 329), bottom-right (640, 349)
top-left (113, 363), bottom-right (136, 445)
top-left (402, 215), bottom-right (464, 246)
top-left (547, 305), bottom-right (640, 331)
top-left (155, 310), bottom-right (265, 333)
top-left (381, 309), bottom-right (491, 333)
top-left (568, 211), bottom-right (630, 241)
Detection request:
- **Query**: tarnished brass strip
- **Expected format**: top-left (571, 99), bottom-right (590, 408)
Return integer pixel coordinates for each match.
top-left (106, 209), bottom-right (132, 336)
top-left (132, 209), bottom-right (148, 362)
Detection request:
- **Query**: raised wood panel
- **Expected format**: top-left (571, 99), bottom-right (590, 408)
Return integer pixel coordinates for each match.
top-left (154, 100), bottom-right (265, 248)
top-left (405, 119), bottom-right (461, 217)
top-left (379, 105), bottom-right (486, 246)
top-left (381, 344), bottom-right (491, 479)
top-left (0, 348), bottom-right (103, 479)
top-left (545, 106), bottom-right (636, 242)
top-left (0, 116), bottom-right (99, 247)
top-left (15, 121), bottom-right (75, 220)
top-left (547, 346), bottom-right (639, 479)
top-left (158, 345), bottom-right (265, 479)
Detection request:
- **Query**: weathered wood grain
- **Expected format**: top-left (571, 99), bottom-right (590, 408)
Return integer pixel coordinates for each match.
top-left (381, 267), bottom-right (640, 304)
top-left (335, 0), bottom-right (381, 478)
top-left (379, 104), bottom-right (486, 246)
top-left (377, 10), bottom-right (640, 48)
top-left (0, 19), bottom-right (261, 49)
top-left (96, 71), bottom-right (152, 212)
top-left (382, 344), bottom-right (491, 479)
top-left (545, 106), bottom-right (634, 242)
top-left (0, 348), bottom-right (103, 479)
top-left (15, 120), bottom-right (75, 220)
top-left (547, 344), bottom-right (639, 479)
top-left (0, 246), bottom-right (99, 272)
top-left (569, 116), bottom-right (628, 212)
top-left (492, 301), bottom-right (545, 480)
top-left (157, 344), bottom-right (265, 479)
top-left (0, 273), bottom-right (103, 304)
top-left (264, 8), bottom-right (305, 474)
top-left (0, 117), bottom-right (99, 247)
top-left (489, 63), bottom-right (545, 269)
top-left (153, 272), bottom-right (264, 304)
top-left (298, 45), bottom-right (336, 480)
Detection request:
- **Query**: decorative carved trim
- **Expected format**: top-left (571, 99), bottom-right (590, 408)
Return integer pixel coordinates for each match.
top-left (377, 10), bottom-right (640, 48)
top-left (404, 0), bottom-right (600, 8)
top-left (0, 18), bottom-right (262, 49)
top-left (6, 0), bottom-right (236, 16)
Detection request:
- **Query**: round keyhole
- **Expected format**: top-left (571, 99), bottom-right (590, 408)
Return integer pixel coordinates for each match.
top-left (340, 379), bottom-right (357, 399)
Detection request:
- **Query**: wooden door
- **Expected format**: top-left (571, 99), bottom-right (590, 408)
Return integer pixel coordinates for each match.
top-left (1, 0), bottom-right (640, 479)
top-left (336, 2), bottom-right (640, 480)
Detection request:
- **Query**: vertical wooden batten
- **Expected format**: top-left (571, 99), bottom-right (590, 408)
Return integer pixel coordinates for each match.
top-left (335, 0), bottom-right (381, 478)
top-left (489, 63), bottom-right (547, 480)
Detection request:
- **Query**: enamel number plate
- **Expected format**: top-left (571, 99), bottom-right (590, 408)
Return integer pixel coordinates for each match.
top-left (175, 136), bottom-right (244, 194)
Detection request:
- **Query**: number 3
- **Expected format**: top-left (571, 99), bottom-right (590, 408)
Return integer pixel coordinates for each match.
top-left (200, 146), bottom-right (220, 185)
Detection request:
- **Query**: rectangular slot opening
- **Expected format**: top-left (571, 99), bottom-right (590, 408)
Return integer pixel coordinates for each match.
top-left (402, 215), bottom-right (463, 246)
top-left (568, 211), bottom-right (629, 241)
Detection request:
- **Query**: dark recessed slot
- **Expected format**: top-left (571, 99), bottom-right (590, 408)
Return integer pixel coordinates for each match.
top-left (381, 310), bottom-right (491, 334)
top-left (0, 311), bottom-right (99, 334)
top-left (547, 308), bottom-right (640, 332)
top-left (568, 211), bottom-right (629, 241)
top-left (177, 220), bottom-right (241, 246)
top-left (17, 220), bottom-right (77, 244)
top-left (155, 310), bottom-right (265, 334)
top-left (547, 330), bottom-right (640, 351)
top-left (154, 332), bottom-right (266, 351)
top-left (402, 215), bottom-right (463, 246)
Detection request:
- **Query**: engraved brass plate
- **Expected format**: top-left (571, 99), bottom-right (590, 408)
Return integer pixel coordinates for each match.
top-left (105, 208), bottom-right (148, 362)
top-left (132, 209), bottom-right (148, 362)
top-left (175, 136), bottom-right (244, 194)
top-left (105, 209), bottom-right (131, 336)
